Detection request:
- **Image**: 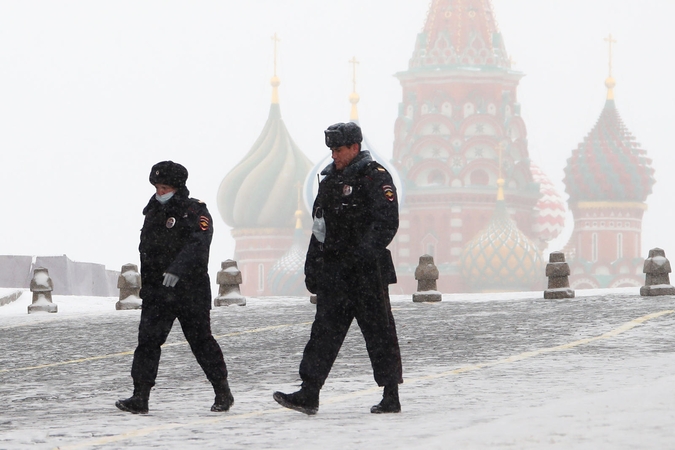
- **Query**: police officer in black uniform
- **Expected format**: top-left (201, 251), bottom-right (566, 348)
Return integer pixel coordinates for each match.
top-left (273, 122), bottom-right (403, 415)
top-left (116, 161), bottom-right (234, 414)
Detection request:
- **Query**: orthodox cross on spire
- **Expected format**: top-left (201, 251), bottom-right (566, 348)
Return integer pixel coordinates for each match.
top-left (270, 32), bottom-right (281, 104)
top-left (603, 33), bottom-right (617, 100)
top-left (604, 33), bottom-right (616, 77)
top-left (272, 32), bottom-right (281, 76)
top-left (348, 56), bottom-right (361, 121)
top-left (349, 56), bottom-right (359, 93)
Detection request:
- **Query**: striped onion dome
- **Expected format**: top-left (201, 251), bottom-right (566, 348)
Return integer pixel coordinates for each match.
top-left (460, 180), bottom-right (544, 291)
top-left (563, 85), bottom-right (655, 203)
top-left (217, 76), bottom-right (313, 229)
top-left (267, 210), bottom-right (308, 296)
top-left (530, 162), bottom-right (566, 243)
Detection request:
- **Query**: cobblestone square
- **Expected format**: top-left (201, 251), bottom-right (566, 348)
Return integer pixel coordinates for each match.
top-left (1, 289), bottom-right (674, 449)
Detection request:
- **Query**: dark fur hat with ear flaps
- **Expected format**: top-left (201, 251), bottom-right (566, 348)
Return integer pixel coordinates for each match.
top-left (149, 161), bottom-right (188, 188)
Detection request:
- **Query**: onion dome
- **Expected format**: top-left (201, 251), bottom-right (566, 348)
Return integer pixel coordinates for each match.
top-left (409, 0), bottom-right (510, 70)
top-left (530, 162), bottom-right (566, 243)
top-left (267, 209), bottom-right (308, 296)
top-left (460, 179), bottom-right (544, 291)
top-left (217, 73), bottom-right (313, 229)
top-left (563, 77), bottom-right (655, 203)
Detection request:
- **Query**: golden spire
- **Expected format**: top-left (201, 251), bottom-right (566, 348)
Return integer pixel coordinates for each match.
top-left (294, 182), bottom-right (303, 229)
top-left (348, 56), bottom-right (360, 121)
top-left (604, 33), bottom-right (617, 100)
top-left (271, 32), bottom-right (281, 104)
top-left (497, 140), bottom-right (506, 201)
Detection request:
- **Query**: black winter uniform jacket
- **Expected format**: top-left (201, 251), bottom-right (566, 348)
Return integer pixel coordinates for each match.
top-left (304, 151), bottom-right (398, 294)
top-left (139, 189), bottom-right (213, 308)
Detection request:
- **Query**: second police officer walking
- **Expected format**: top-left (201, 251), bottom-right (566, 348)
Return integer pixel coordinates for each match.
top-left (274, 122), bottom-right (404, 414)
top-left (116, 161), bottom-right (234, 414)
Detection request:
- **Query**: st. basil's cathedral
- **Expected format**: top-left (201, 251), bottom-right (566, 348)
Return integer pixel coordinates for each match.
top-left (217, 0), bottom-right (655, 296)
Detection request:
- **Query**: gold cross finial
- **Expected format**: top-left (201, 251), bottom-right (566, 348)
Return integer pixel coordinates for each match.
top-left (604, 33), bottom-right (617, 77)
top-left (348, 56), bottom-right (360, 121)
top-left (349, 56), bottom-right (359, 93)
top-left (271, 33), bottom-right (281, 76)
top-left (270, 33), bottom-right (281, 104)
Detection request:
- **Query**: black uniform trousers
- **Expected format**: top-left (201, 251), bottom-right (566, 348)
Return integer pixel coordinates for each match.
top-left (131, 296), bottom-right (228, 387)
top-left (299, 262), bottom-right (403, 388)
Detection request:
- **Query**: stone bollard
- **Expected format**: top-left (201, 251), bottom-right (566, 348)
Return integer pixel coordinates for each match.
top-left (412, 254), bottom-right (442, 303)
top-left (214, 260), bottom-right (246, 306)
top-left (116, 263), bottom-right (143, 310)
top-left (640, 248), bottom-right (675, 296)
top-left (28, 267), bottom-right (58, 313)
top-left (544, 251), bottom-right (575, 299)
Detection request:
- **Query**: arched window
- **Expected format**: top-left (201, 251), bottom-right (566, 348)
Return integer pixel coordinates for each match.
top-left (428, 170), bottom-right (445, 186)
top-left (470, 169), bottom-right (489, 186)
top-left (463, 102), bottom-right (475, 117)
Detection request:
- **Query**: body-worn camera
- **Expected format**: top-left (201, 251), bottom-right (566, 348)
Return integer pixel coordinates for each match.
top-left (324, 122), bottom-right (363, 148)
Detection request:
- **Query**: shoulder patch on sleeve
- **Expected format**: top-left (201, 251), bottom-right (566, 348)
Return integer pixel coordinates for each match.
top-left (382, 184), bottom-right (395, 202)
top-left (199, 215), bottom-right (210, 231)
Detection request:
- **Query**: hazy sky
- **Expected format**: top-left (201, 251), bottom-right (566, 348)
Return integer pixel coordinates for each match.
top-left (1, 1), bottom-right (673, 277)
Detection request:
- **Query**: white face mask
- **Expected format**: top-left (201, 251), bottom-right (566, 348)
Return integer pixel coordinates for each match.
top-left (155, 191), bottom-right (175, 204)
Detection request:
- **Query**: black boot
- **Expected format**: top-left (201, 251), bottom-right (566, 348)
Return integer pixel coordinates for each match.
top-left (115, 382), bottom-right (151, 414)
top-left (211, 379), bottom-right (234, 412)
top-left (370, 384), bottom-right (401, 414)
top-left (273, 384), bottom-right (320, 415)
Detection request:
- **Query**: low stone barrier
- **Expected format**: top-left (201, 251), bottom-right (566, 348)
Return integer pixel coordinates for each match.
top-left (214, 260), bottom-right (246, 306)
top-left (116, 263), bottom-right (142, 310)
top-left (640, 248), bottom-right (675, 296)
top-left (0, 290), bottom-right (23, 307)
top-left (544, 251), bottom-right (575, 299)
top-left (412, 254), bottom-right (442, 303)
top-left (28, 267), bottom-right (58, 313)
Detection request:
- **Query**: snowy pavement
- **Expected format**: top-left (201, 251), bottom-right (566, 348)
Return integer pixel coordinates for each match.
top-left (1, 288), bottom-right (674, 449)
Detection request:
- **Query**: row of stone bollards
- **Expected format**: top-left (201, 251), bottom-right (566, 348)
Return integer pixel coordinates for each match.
top-left (24, 248), bottom-right (675, 313)
top-left (539, 247), bottom-right (675, 299)
top-left (26, 259), bottom-right (248, 314)
top-left (410, 248), bottom-right (675, 302)
top-left (114, 259), bottom-right (247, 310)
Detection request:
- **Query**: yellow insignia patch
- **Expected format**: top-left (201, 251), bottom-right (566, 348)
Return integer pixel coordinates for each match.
top-left (199, 216), bottom-right (210, 231)
top-left (382, 185), bottom-right (395, 202)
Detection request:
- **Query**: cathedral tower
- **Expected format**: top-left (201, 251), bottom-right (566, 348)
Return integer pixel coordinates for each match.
top-left (391, 0), bottom-right (541, 293)
top-left (562, 35), bottom-right (655, 288)
top-left (217, 35), bottom-right (313, 295)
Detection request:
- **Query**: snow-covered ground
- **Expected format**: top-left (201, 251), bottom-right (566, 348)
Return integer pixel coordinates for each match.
top-left (1, 288), bottom-right (674, 449)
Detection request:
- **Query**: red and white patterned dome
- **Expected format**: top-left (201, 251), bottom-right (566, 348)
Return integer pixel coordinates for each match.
top-left (530, 162), bottom-right (566, 243)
